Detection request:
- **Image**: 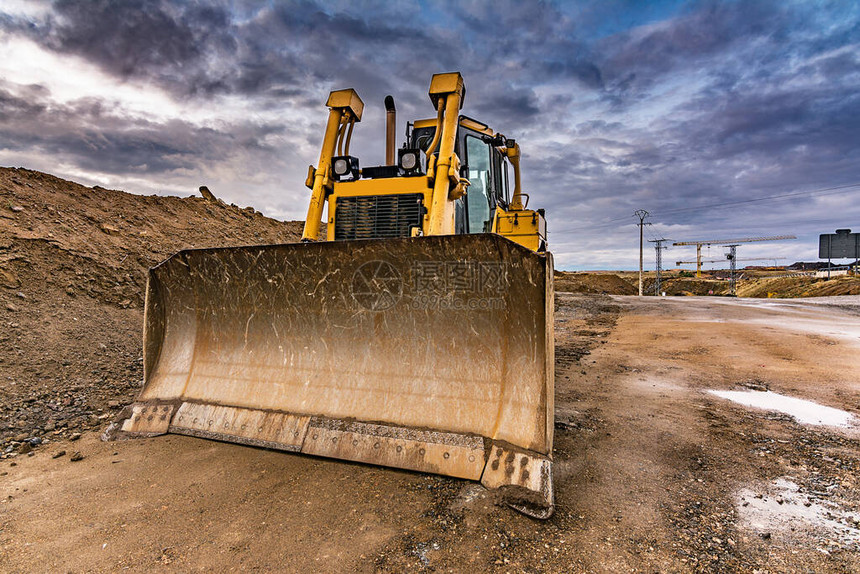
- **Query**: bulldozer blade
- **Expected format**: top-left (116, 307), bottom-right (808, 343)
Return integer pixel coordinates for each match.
top-left (105, 234), bottom-right (554, 517)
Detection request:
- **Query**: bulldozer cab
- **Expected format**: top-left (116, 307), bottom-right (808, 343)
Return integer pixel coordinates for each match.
top-left (106, 72), bottom-right (556, 519)
top-left (411, 117), bottom-right (510, 235)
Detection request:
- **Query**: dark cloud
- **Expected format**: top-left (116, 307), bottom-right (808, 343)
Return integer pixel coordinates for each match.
top-left (1, 0), bottom-right (858, 267)
top-left (41, 1), bottom-right (236, 94)
top-left (0, 79), bottom-right (286, 177)
top-left (471, 89), bottom-right (541, 127)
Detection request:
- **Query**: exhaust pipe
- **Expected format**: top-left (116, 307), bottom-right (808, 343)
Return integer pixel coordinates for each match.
top-left (384, 95), bottom-right (396, 166)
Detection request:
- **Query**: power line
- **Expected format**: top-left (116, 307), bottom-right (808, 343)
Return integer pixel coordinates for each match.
top-left (651, 182), bottom-right (860, 217)
top-left (550, 182), bottom-right (860, 236)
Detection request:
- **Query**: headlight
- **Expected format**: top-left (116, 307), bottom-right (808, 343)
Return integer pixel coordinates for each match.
top-left (333, 158), bottom-right (349, 176)
top-left (400, 151), bottom-right (418, 170)
top-left (331, 155), bottom-right (359, 181)
top-left (398, 148), bottom-right (422, 175)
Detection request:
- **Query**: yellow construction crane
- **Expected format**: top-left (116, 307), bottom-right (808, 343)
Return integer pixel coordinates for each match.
top-left (673, 235), bottom-right (796, 277)
top-left (675, 256), bottom-right (786, 267)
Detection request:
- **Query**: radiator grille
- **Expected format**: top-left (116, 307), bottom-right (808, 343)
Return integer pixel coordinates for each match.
top-left (334, 194), bottom-right (424, 240)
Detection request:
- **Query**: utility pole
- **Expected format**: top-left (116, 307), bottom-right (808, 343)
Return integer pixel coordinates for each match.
top-left (649, 239), bottom-right (669, 295)
top-left (634, 210), bottom-right (650, 296)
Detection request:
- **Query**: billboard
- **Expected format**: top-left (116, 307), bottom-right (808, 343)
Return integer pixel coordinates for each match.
top-left (819, 229), bottom-right (860, 259)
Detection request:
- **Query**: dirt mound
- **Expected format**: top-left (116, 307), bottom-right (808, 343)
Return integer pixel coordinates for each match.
top-left (558, 270), bottom-right (860, 299)
top-left (0, 167), bottom-right (302, 448)
top-left (738, 275), bottom-right (860, 298)
top-left (555, 272), bottom-right (638, 295)
top-left (655, 278), bottom-right (731, 296)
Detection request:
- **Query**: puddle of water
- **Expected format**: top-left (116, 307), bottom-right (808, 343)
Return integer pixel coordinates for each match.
top-left (737, 478), bottom-right (860, 548)
top-left (708, 390), bottom-right (855, 427)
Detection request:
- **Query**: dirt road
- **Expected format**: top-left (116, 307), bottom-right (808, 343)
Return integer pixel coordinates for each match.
top-left (2, 294), bottom-right (859, 572)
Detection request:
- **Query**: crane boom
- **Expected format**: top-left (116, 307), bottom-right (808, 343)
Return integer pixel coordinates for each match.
top-left (675, 257), bottom-right (786, 266)
top-left (673, 235), bottom-right (796, 246)
top-left (672, 235), bottom-right (796, 277)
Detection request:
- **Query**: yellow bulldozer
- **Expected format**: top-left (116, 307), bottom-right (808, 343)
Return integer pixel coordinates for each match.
top-left (105, 72), bottom-right (555, 518)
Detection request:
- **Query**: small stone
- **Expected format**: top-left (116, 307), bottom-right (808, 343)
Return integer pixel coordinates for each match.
top-left (10, 205), bottom-right (24, 212)
top-left (17, 442), bottom-right (32, 454)
top-left (108, 400), bottom-right (120, 408)
top-left (69, 432), bottom-right (81, 441)
top-left (5, 303), bottom-right (17, 312)
top-left (69, 452), bottom-right (84, 462)
top-left (52, 450), bottom-right (66, 459)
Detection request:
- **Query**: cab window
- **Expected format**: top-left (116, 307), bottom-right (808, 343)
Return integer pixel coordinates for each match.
top-left (465, 135), bottom-right (493, 233)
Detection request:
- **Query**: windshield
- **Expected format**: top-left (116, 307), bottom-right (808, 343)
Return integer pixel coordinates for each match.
top-left (465, 135), bottom-right (492, 233)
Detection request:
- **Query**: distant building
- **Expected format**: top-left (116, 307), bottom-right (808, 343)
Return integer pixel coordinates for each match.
top-left (788, 261), bottom-right (829, 270)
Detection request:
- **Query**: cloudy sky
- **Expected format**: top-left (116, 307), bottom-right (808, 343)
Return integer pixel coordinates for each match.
top-left (1, 0), bottom-right (858, 269)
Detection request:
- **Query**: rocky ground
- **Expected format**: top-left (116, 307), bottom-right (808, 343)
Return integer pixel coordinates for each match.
top-left (1, 169), bottom-right (859, 572)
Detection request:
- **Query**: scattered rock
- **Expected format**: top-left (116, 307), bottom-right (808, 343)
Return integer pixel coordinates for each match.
top-left (99, 223), bottom-right (120, 235)
top-left (69, 432), bottom-right (82, 441)
top-left (742, 379), bottom-right (769, 392)
top-left (69, 452), bottom-right (84, 462)
top-left (5, 303), bottom-right (18, 312)
top-left (10, 205), bottom-right (25, 212)
top-left (0, 268), bottom-right (20, 289)
top-left (199, 185), bottom-right (218, 202)
top-left (52, 450), bottom-right (67, 459)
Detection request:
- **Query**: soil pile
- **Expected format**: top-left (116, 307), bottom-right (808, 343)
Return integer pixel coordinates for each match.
top-left (738, 275), bottom-right (860, 297)
top-left (554, 272), bottom-right (638, 295)
top-left (0, 167), bottom-right (302, 450)
top-left (557, 271), bottom-right (860, 298)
